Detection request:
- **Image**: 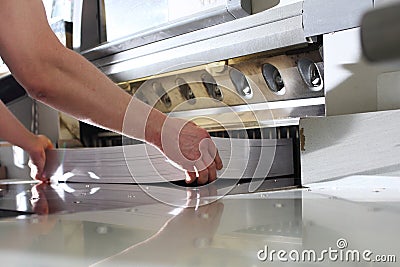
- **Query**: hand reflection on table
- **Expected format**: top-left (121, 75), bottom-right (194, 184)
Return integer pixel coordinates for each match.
top-left (29, 182), bottom-right (65, 235)
top-left (30, 182), bottom-right (50, 215)
top-left (30, 182), bottom-right (65, 216)
top-left (0, 182), bottom-right (61, 252)
top-left (92, 186), bottom-right (224, 267)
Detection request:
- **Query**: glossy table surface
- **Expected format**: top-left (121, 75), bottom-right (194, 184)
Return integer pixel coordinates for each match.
top-left (0, 175), bottom-right (399, 266)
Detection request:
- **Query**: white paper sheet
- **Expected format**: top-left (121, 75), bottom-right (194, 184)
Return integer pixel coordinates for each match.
top-left (44, 137), bottom-right (293, 184)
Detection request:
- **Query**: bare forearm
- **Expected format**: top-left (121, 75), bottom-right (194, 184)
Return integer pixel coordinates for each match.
top-left (0, 0), bottom-right (166, 145)
top-left (28, 49), bottom-right (167, 144)
top-left (0, 0), bottom-right (223, 184)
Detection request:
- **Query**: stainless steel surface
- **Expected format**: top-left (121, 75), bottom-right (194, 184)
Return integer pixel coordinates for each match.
top-left (82, 1), bottom-right (305, 81)
top-left (72, 0), bottom-right (104, 51)
top-left (0, 181), bottom-right (156, 215)
top-left (0, 181), bottom-right (189, 215)
top-left (0, 176), bottom-right (399, 266)
top-left (76, 0), bottom-right (378, 81)
top-left (323, 28), bottom-right (381, 116)
top-left (0, 178), bottom-right (299, 215)
top-left (74, 0), bottom-right (280, 55)
top-left (303, 0), bottom-right (373, 37)
top-left (361, 1), bottom-right (400, 63)
top-left (167, 97), bottom-right (324, 117)
top-left (103, 0), bottom-right (251, 43)
top-left (168, 98), bottom-right (325, 128)
top-left (99, 4), bottom-right (236, 55)
top-left (299, 109), bottom-right (400, 185)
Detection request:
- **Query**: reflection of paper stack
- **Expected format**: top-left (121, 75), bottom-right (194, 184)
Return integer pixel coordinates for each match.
top-left (45, 137), bottom-right (293, 184)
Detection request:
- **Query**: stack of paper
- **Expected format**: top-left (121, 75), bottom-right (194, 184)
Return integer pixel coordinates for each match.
top-left (44, 137), bottom-right (293, 184)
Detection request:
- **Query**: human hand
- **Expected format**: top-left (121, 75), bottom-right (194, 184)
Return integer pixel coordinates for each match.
top-left (159, 118), bottom-right (223, 185)
top-left (27, 135), bottom-right (54, 181)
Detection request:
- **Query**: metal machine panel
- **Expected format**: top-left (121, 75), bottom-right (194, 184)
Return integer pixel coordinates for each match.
top-left (303, 0), bottom-right (373, 37)
top-left (299, 109), bottom-right (400, 185)
top-left (92, 15), bottom-right (306, 82)
top-left (103, 0), bottom-right (251, 42)
top-left (81, 1), bottom-right (303, 61)
top-left (324, 27), bottom-right (400, 116)
top-left (72, 0), bottom-right (104, 52)
top-left (73, 0), bottom-right (255, 53)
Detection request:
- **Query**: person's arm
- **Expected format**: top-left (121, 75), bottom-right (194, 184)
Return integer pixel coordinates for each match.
top-left (0, 100), bottom-right (53, 180)
top-left (0, 0), bottom-right (222, 184)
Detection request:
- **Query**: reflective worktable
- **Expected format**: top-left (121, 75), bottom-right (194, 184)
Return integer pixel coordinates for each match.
top-left (0, 176), bottom-right (399, 266)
